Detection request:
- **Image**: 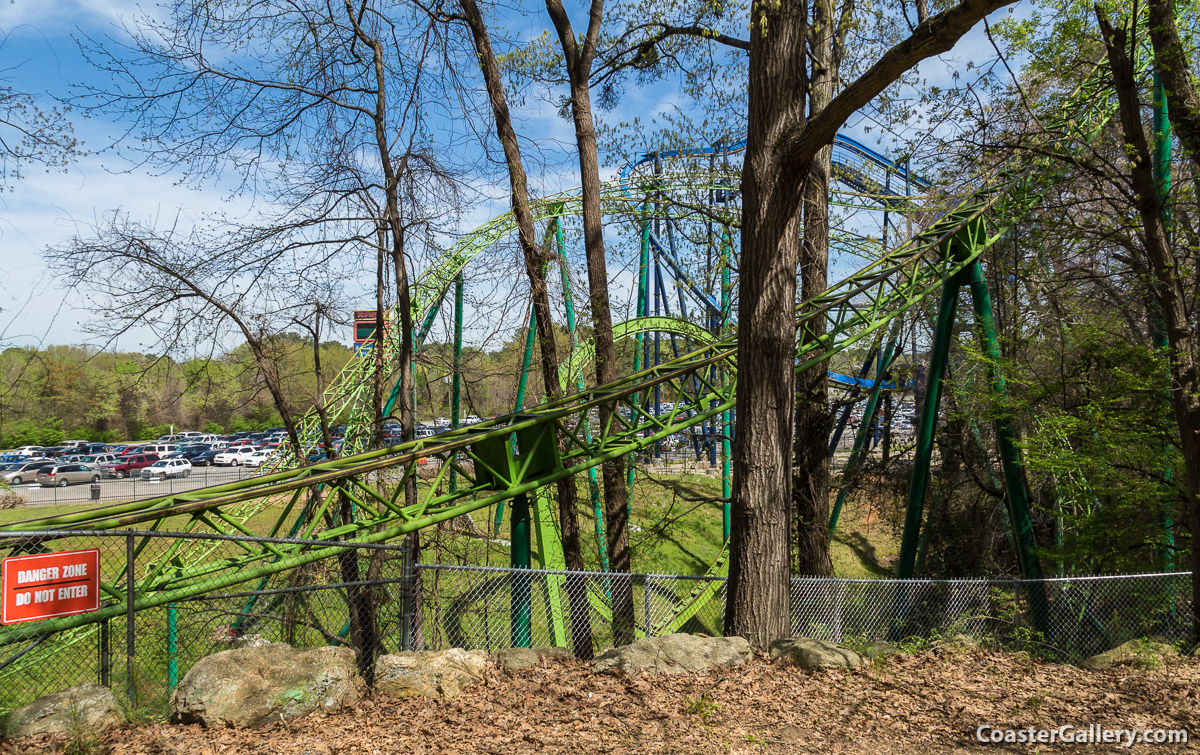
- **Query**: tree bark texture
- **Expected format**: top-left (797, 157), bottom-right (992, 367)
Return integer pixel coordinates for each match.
top-left (792, 0), bottom-right (839, 578)
top-left (727, 0), bottom-right (809, 651)
top-left (459, 0), bottom-right (594, 657)
top-left (1101, 9), bottom-right (1200, 644)
top-left (545, 0), bottom-right (636, 646)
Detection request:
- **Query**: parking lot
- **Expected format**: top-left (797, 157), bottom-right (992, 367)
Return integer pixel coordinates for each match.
top-left (10, 465), bottom-right (260, 507)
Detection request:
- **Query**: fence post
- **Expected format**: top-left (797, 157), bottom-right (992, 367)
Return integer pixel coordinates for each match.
top-left (125, 530), bottom-right (136, 706)
top-left (167, 603), bottom-right (178, 695)
top-left (99, 616), bottom-right (110, 687)
top-left (401, 535), bottom-right (414, 652)
top-left (643, 574), bottom-right (652, 637)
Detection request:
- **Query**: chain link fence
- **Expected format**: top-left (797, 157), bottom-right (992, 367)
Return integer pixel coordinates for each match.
top-left (0, 529), bottom-right (1190, 718)
top-left (0, 531), bottom-right (416, 716)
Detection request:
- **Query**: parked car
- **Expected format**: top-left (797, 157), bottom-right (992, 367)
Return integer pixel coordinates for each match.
top-left (165, 444), bottom-right (210, 461)
top-left (59, 455), bottom-right (102, 468)
top-left (11, 446), bottom-right (43, 456)
top-left (144, 443), bottom-right (180, 456)
top-left (37, 464), bottom-right (101, 487)
top-left (101, 454), bottom-right (160, 479)
top-left (214, 446), bottom-right (258, 466)
top-left (3, 460), bottom-right (58, 485)
top-left (140, 458), bottom-right (192, 480)
top-left (242, 449), bottom-right (274, 468)
top-left (191, 449), bottom-right (221, 467)
top-left (89, 453), bottom-right (121, 466)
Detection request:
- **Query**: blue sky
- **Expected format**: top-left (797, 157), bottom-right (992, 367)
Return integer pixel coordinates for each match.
top-left (0, 0), bottom-right (1026, 354)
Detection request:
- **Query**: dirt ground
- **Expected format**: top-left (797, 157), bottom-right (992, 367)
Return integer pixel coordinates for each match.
top-left (7, 644), bottom-right (1200, 754)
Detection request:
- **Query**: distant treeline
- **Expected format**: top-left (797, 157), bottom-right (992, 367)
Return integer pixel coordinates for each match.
top-left (0, 324), bottom-right (606, 448)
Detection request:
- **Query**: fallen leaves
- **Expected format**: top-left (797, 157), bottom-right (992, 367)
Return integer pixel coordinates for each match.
top-left (5, 648), bottom-right (1200, 753)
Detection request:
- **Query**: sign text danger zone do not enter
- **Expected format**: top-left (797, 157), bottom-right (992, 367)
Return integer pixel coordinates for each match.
top-left (2, 549), bottom-right (100, 624)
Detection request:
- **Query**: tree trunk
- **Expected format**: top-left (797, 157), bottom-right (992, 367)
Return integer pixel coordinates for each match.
top-left (545, 0), bottom-right (636, 646)
top-left (727, 0), bottom-right (808, 651)
top-left (1101, 9), bottom-right (1200, 644)
top-left (459, 0), bottom-right (594, 657)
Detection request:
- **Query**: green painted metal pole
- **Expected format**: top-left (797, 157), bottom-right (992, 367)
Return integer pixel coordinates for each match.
top-left (829, 332), bottom-right (900, 534)
top-left (896, 270), bottom-right (966, 579)
top-left (494, 306), bottom-right (538, 534)
top-left (555, 215), bottom-right (607, 570)
top-left (450, 273), bottom-right (464, 493)
top-left (167, 603), bottom-right (178, 694)
top-left (628, 217), bottom-right (651, 512)
top-left (510, 492), bottom-right (532, 648)
top-left (513, 307), bottom-right (538, 412)
top-left (964, 260), bottom-right (1051, 636)
top-left (1153, 70), bottom-right (1175, 573)
top-left (719, 230), bottom-right (732, 541)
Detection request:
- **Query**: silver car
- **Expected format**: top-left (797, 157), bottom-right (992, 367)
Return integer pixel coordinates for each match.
top-left (2, 461), bottom-right (56, 485)
top-left (36, 464), bottom-right (102, 487)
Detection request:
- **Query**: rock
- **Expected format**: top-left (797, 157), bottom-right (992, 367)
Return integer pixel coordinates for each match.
top-left (938, 633), bottom-right (980, 651)
top-left (593, 634), bottom-right (751, 676)
top-left (171, 643), bottom-right (362, 728)
top-left (860, 641), bottom-right (900, 660)
top-left (770, 637), bottom-right (863, 670)
top-left (1082, 640), bottom-right (1178, 671)
top-left (495, 646), bottom-right (570, 672)
top-left (6, 684), bottom-right (123, 739)
top-left (375, 649), bottom-right (491, 699)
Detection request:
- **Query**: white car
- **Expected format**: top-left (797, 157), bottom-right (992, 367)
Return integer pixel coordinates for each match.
top-left (140, 458), bottom-right (193, 480)
top-left (243, 449), bottom-right (274, 468)
top-left (214, 446), bottom-right (258, 466)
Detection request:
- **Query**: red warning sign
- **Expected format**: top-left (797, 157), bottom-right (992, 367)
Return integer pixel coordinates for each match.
top-left (2, 549), bottom-right (100, 624)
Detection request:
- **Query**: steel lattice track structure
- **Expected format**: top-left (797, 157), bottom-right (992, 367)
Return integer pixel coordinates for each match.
top-left (0, 56), bottom-right (1123, 653)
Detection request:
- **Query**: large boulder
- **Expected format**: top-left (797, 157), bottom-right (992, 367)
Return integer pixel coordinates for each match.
top-left (495, 646), bottom-right (571, 673)
top-left (593, 634), bottom-right (751, 676)
top-left (171, 643), bottom-right (362, 728)
top-left (1082, 639), bottom-right (1178, 671)
top-left (6, 684), bottom-right (123, 739)
top-left (770, 637), bottom-right (863, 670)
top-left (375, 649), bottom-right (491, 699)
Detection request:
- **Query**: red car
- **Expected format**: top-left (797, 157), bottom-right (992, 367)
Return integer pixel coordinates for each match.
top-left (101, 453), bottom-right (160, 479)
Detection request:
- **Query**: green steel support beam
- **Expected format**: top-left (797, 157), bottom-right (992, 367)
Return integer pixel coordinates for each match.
top-left (494, 305), bottom-right (538, 533)
top-left (1153, 69), bottom-right (1175, 573)
top-left (532, 488), bottom-right (568, 647)
top-left (719, 230), bottom-right (732, 542)
top-left (450, 273), bottom-right (464, 493)
top-left (964, 260), bottom-right (1051, 636)
top-left (896, 269), bottom-right (966, 579)
top-left (628, 218), bottom-right (651, 510)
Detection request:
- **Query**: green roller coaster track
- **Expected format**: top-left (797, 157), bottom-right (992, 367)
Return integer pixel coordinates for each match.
top-left (0, 50), bottom-right (1131, 657)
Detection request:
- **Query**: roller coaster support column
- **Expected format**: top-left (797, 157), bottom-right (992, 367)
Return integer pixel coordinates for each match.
top-left (720, 230), bottom-right (732, 542)
top-left (628, 216), bottom-right (651, 512)
top-left (494, 305), bottom-right (538, 533)
top-left (511, 492), bottom-right (532, 647)
top-left (829, 325), bottom-right (901, 534)
top-left (896, 268), bottom-right (965, 580)
top-left (965, 261), bottom-right (1050, 635)
top-left (1153, 69), bottom-right (1175, 573)
top-left (450, 273), bottom-right (463, 492)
